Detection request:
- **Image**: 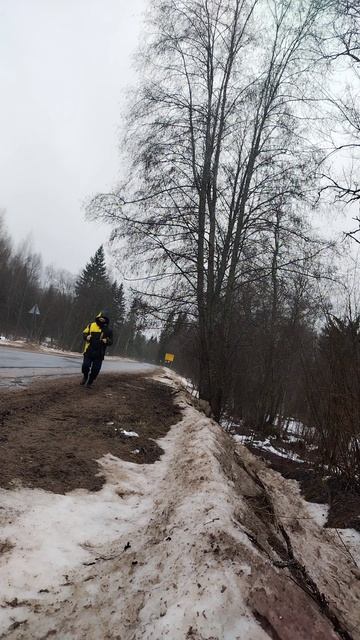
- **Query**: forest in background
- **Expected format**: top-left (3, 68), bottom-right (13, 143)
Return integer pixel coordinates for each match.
top-left (0, 216), bottom-right (158, 362)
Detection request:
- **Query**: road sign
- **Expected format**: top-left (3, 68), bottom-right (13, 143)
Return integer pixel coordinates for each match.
top-left (164, 353), bottom-right (175, 363)
top-left (28, 304), bottom-right (40, 316)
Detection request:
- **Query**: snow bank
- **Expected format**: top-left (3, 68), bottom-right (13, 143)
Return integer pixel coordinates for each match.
top-left (304, 503), bottom-right (360, 566)
top-left (249, 448), bottom-right (360, 637)
top-left (0, 338), bottom-right (27, 348)
top-left (0, 385), bottom-right (269, 639)
top-left (0, 372), bottom-right (359, 639)
top-left (334, 527), bottom-right (360, 567)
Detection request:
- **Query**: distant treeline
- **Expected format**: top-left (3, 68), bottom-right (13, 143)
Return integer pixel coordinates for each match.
top-left (0, 216), bottom-right (158, 362)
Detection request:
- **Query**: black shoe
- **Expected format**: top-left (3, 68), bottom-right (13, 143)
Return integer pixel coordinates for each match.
top-left (80, 377), bottom-right (87, 385)
top-left (85, 381), bottom-right (93, 389)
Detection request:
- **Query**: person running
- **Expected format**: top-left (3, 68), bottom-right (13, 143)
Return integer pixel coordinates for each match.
top-left (80, 310), bottom-right (113, 388)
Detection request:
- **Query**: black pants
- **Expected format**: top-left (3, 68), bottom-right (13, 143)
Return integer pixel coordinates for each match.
top-left (82, 354), bottom-right (103, 384)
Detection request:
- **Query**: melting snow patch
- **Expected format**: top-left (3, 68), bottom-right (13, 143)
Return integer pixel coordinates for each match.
top-left (0, 480), bottom-right (149, 604)
top-left (286, 418), bottom-right (304, 435)
top-left (263, 444), bottom-right (304, 463)
top-left (234, 434), bottom-right (305, 463)
top-left (333, 528), bottom-right (360, 567)
top-left (286, 434), bottom-right (301, 443)
top-left (121, 430), bottom-right (139, 438)
top-left (306, 503), bottom-right (360, 566)
top-left (306, 502), bottom-right (329, 528)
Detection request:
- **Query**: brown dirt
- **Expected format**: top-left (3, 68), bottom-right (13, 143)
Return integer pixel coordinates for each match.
top-left (0, 373), bottom-right (181, 494)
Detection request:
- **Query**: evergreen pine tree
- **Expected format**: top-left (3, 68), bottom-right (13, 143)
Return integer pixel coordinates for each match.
top-left (71, 246), bottom-right (113, 349)
top-left (111, 282), bottom-right (125, 327)
top-left (75, 246), bottom-right (109, 296)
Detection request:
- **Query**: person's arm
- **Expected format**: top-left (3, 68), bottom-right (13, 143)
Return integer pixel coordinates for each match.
top-left (83, 324), bottom-right (91, 342)
top-left (102, 329), bottom-right (113, 346)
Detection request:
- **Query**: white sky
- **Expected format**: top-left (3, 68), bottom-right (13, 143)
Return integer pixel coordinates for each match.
top-left (0, 0), bottom-right (146, 275)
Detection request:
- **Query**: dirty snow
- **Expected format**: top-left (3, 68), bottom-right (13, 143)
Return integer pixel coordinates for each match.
top-left (306, 502), bottom-right (329, 528)
top-left (305, 504), bottom-right (360, 567)
top-left (0, 383), bottom-right (270, 639)
top-left (334, 527), bottom-right (360, 567)
top-left (172, 373), bottom-right (198, 397)
top-left (251, 450), bottom-right (360, 632)
top-left (235, 431), bottom-right (360, 572)
top-left (234, 434), bottom-right (305, 463)
top-left (0, 480), bottom-right (148, 602)
top-left (0, 372), bottom-right (359, 639)
top-left (106, 424), bottom-right (139, 437)
top-left (0, 338), bottom-right (26, 348)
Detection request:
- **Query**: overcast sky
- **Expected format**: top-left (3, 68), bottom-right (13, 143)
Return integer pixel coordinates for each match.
top-left (0, 0), bottom-right (358, 284)
top-left (0, 0), bottom-right (146, 275)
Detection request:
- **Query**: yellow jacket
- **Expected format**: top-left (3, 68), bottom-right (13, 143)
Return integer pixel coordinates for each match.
top-left (82, 320), bottom-right (113, 359)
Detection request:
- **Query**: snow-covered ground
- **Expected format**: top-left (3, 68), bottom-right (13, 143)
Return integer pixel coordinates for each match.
top-left (234, 426), bottom-right (360, 569)
top-left (234, 434), bottom-right (305, 463)
top-left (0, 382), bottom-right (269, 639)
top-left (0, 372), bottom-right (359, 639)
top-left (0, 337), bottom-right (138, 361)
top-left (0, 337), bottom-right (27, 348)
top-left (306, 502), bottom-right (360, 567)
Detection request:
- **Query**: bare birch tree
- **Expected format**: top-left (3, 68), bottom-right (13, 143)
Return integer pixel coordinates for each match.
top-left (90, 0), bottom-right (331, 419)
top-left (319, 1), bottom-right (360, 239)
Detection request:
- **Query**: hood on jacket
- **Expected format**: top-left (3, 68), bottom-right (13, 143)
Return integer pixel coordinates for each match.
top-left (96, 310), bottom-right (110, 325)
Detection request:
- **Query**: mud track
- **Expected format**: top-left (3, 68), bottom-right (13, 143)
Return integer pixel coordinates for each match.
top-left (0, 374), bottom-right (180, 493)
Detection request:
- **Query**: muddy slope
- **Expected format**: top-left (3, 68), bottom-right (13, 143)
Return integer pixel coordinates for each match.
top-left (0, 374), bottom-right (180, 493)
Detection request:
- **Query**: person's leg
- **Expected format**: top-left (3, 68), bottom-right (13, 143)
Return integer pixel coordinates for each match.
top-left (87, 358), bottom-right (102, 385)
top-left (81, 354), bottom-right (91, 384)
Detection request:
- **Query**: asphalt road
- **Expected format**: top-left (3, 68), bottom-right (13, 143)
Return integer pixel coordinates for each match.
top-left (0, 346), bottom-right (155, 387)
